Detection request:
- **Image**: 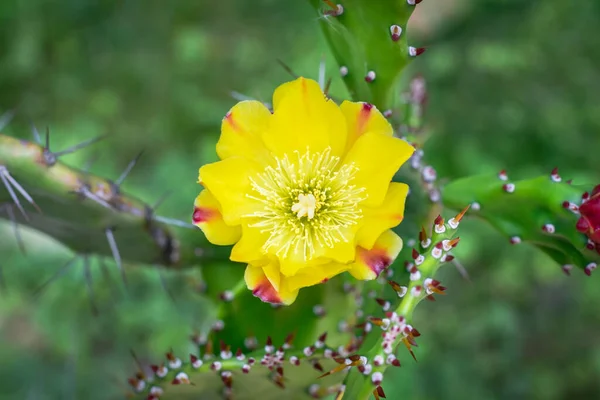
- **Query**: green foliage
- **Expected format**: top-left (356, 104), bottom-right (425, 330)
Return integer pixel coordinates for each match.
top-left (0, 133), bottom-right (218, 268)
top-left (442, 172), bottom-right (600, 275)
top-left (341, 212), bottom-right (464, 400)
top-left (127, 337), bottom-right (343, 400)
top-left (307, 0), bottom-right (420, 110)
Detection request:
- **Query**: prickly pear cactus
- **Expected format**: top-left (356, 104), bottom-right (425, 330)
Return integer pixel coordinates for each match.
top-left (0, 131), bottom-right (230, 272)
top-left (1, 1), bottom-right (598, 400)
top-left (125, 209), bottom-right (466, 400)
top-left (442, 170), bottom-right (600, 276)
top-left (308, 0), bottom-right (425, 110)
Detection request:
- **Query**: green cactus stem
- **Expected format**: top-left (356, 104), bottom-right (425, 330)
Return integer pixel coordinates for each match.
top-left (123, 266), bottom-right (362, 399)
top-left (392, 75), bottom-right (443, 239)
top-left (441, 169), bottom-right (600, 275)
top-left (307, 0), bottom-right (426, 110)
top-left (323, 208), bottom-right (466, 400)
top-left (126, 333), bottom-right (347, 400)
top-left (0, 133), bottom-right (230, 269)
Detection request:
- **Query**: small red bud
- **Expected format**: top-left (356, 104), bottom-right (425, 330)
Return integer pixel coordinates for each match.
top-left (578, 186), bottom-right (600, 245)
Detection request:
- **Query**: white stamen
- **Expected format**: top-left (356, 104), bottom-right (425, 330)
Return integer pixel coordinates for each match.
top-left (245, 147), bottom-right (366, 261)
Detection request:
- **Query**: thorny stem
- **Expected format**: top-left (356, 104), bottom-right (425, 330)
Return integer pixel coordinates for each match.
top-left (171, 346), bottom-right (329, 378)
top-left (442, 170), bottom-right (600, 275)
top-left (0, 133), bottom-right (229, 267)
top-left (396, 287), bottom-right (419, 319)
top-left (396, 76), bottom-right (442, 208)
top-left (179, 278), bottom-right (250, 366)
top-left (347, 211), bottom-right (466, 400)
top-left (308, 0), bottom-right (424, 110)
top-left (207, 279), bottom-right (247, 332)
top-left (129, 333), bottom-right (341, 398)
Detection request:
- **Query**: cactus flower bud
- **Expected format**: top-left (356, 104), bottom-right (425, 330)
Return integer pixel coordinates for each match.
top-left (576, 185), bottom-right (600, 252)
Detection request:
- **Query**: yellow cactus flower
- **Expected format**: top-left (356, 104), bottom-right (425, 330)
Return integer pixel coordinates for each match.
top-left (192, 77), bottom-right (414, 305)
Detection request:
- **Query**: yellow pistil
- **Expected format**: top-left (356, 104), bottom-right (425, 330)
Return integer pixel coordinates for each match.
top-left (291, 193), bottom-right (318, 220)
top-left (244, 147), bottom-right (367, 261)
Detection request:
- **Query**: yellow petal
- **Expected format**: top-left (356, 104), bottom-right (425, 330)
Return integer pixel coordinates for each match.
top-left (216, 100), bottom-right (272, 162)
top-left (278, 225), bottom-right (358, 277)
top-left (230, 224), bottom-right (270, 265)
top-left (320, 226), bottom-right (359, 263)
top-left (279, 258), bottom-right (308, 277)
top-left (244, 263), bottom-right (298, 305)
top-left (284, 261), bottom-right (351, 293)
top-left (262, 259), bottom-right (282, 292)
top-left (343, 132), bottom-right (414, 207)
top-left (348, 230), bottom-right (403, 280)
top-left (198, 157), bottom-right (262, 225)
top-left (262, 77), bottom-right (347, 158)
top-left (192, 190), bottom-right (241, 245)
top-left (356, 182), bottom-right (409, 249)
top-left (340, 101), bottom-right (393, 152)
top-left (280, 256), bottom-right (328, 277)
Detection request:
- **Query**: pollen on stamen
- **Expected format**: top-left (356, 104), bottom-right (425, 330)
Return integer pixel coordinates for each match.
top-left (244, 147), bottom-right (367, 261)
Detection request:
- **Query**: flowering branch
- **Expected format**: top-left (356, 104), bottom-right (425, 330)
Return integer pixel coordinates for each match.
top-left (308, 0), bottom-right (425, 110)
top-left (442, 170), bottom-right (600, 275)
top-left (0, 133), bottom-right (230, 272)
top-left (127, 332), bottom-right (346, 399)
top-left (318, 207), bottom-right (468, 400)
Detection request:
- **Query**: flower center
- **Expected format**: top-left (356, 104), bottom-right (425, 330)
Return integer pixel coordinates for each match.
top-left (244, 147), bottom-right (366, 261)
top-left (291, 193), bottom-right (318, 220)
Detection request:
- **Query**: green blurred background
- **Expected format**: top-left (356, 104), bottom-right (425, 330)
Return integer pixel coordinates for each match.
top-left (1, 0), bottom-right (600, 399)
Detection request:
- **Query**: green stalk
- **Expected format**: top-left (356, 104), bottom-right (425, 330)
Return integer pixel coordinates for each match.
top-left (0, 133), bottom-right (230, 268)
top-left (341, 210), bottom-right (465, 400)
top-left (307, 0), bottom-right (423, 110)
top-left (442, 171), bottom-right (600, 274)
